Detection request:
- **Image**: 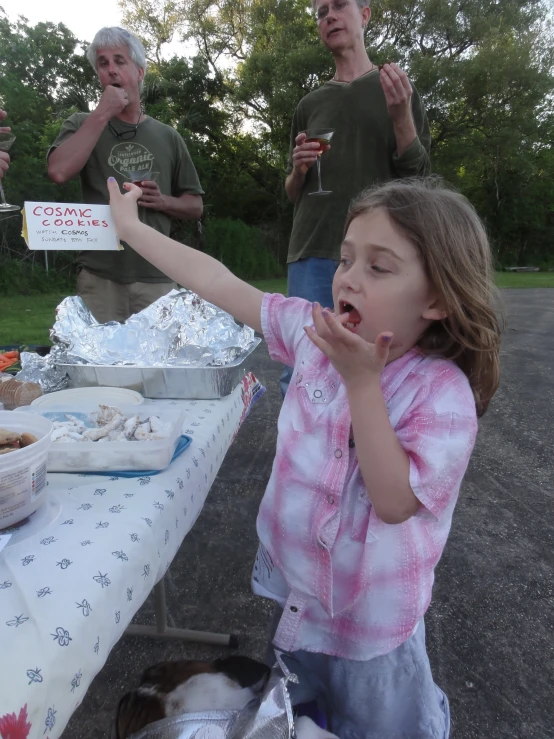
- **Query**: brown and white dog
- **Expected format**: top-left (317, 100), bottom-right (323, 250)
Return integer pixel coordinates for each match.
top-left (111, 655), bottom-right (338, 739)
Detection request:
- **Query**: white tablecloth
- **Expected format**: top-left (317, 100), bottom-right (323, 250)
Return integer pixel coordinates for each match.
top-left (0, 374), bottom-right (263, 739)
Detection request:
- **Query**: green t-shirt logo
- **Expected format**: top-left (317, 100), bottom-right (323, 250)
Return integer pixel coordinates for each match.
top-left (108, 142), bottom-right (155, 176)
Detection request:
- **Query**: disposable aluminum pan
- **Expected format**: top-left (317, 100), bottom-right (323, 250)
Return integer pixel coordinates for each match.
top-left (57, 338), bottom-right (261, 399)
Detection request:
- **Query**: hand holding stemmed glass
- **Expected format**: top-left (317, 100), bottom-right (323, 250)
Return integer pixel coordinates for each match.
top-left (0, 110), bottom-right (9, 181)
top-left (291, 128), bottom-right (335, 196)
top-left (0, 113), bottom-right (19, 212)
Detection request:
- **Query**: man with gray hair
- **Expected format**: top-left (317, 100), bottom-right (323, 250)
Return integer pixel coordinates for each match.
top-left (48, 27), bottom-right (204, 323)
top-left (280, 0), bottom-right (431, 395)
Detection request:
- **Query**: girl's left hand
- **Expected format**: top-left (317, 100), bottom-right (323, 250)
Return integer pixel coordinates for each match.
top-left (304, 303), bottom-right (393, 385)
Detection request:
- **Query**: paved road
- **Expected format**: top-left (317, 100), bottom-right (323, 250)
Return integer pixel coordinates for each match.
top-left (63, 290), bottom-right (554, 739)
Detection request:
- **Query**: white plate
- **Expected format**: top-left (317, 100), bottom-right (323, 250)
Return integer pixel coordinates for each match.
top-left (30, 386), bottom-right (144, 408)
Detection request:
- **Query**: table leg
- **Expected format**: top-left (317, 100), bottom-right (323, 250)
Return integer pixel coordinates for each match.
top-left (124, 577), bottom-right (239, 647)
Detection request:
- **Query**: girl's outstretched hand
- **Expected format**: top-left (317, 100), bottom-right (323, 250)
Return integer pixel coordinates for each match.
top-left (107, 177), bottom-right (142, 241)
top-left (304, 302), bottom-right (392, 385)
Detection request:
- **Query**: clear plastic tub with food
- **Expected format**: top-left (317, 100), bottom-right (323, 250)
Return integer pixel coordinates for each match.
top-left (0, 411), bottom-right (53, 529)
top-left (22, 403), bottom-right (186, 473)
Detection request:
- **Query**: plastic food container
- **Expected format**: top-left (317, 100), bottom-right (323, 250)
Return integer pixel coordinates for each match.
top-left (0, 411), bottom-right (53, 530)
top-left (30, 386), bottom-right (144, 408)
top-left (21, 404), bottom-right (186, 473)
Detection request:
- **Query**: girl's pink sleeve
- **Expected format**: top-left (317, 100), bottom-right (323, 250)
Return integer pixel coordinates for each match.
top-left (261, 293), bottom-right (313, 368)
top-left (395, 373), bottom-right (478, 519)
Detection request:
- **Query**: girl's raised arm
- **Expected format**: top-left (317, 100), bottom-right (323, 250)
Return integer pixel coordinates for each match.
top-left (108, 178), bottom-right (264, 333)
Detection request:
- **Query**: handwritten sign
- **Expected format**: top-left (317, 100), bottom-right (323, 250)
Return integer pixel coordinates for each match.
top-left (23, 202), bottom-right (122, 251)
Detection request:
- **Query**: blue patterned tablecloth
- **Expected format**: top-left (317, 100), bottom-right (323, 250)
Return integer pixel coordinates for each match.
top-left (0, 374), bottom-right (264, 739)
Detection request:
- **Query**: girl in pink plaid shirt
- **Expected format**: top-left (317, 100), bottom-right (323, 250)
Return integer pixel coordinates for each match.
top-left (109, 176), bottom-right (502, 738)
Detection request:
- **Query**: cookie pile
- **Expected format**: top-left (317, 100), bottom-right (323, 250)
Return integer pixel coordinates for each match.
top-left (0, 428), bottom-right (39, 455)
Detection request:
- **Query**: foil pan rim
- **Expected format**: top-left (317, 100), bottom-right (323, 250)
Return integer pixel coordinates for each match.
top-left (54, 338), bottom-right (261, 370)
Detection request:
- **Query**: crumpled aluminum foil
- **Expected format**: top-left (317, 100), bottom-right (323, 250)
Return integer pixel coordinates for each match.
top-left (129, 652), bottom-right (299, 739)
top-left (16, 350), bottom-right (69, 393)
top-left (51, 289), bottom-right (256, 368)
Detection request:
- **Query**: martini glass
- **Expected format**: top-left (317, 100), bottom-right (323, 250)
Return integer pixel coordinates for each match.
top-left (124, 169), bottom-right (159, 184)
top-left (0, 132), bottom-right (20, 213)
top-left (305, 128), bottom-right (335, 196)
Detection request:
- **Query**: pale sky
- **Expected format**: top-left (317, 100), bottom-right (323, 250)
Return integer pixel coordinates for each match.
top-left (1, 0), bottom-right (189, 55)
top-left (2, 0), bottom-right (122, 42)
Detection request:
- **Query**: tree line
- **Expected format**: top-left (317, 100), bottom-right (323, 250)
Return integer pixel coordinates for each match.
top-left (0, 0), bottom-right (553, 293)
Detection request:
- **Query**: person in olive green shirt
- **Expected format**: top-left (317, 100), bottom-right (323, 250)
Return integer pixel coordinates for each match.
top-left (48, 27), bottom-right (204, 324)
top-left (280, 0), bottom-right (430, 395)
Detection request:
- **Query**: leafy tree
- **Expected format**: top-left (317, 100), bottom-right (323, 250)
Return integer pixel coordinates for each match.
top-left (167, 0), bottom-right (554, 265)
top-left (119, 0), bottom-right (188, 63)
top-left (0, 11), bottom-right (97, 276)
top-left (2, 0), bottom-right (554, 276)
top-left (0, 11), bottom-right (97, 206)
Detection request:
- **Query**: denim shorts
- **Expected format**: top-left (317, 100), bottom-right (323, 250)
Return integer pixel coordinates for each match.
top-left (268, 612), bottom-right (450, 739)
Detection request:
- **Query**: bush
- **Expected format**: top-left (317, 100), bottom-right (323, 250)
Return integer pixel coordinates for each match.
top-left (202, 217), bottom-right (283, 281)
top-left (0, 217), bottom-right (284, 296)
top-left (0, 257), bottom-right (75, 296)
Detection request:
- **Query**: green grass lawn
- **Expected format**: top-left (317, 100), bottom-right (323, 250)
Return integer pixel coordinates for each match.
top-left (250, 278), bottom-right (288, 294)
top-left (494, 271), bottom-right (554, 288)
top-left (1, 292), bottom-right (67, 347)
top-left (1, 272), bottom-right (552, 347)
top-left (254, 272), bottom-right (554, 292)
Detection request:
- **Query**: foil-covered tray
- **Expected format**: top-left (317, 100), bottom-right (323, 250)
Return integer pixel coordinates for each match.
top-left (58, 338), bottom-right (261, 399)
top-left (51, 290), bottom-right (256, 368)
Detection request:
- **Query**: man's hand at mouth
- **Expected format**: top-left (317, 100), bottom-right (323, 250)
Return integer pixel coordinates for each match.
top-left (94, 85), bottom-right (129, 123)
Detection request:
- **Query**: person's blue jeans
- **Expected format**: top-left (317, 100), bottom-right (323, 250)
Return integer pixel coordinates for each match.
top-left (279, 257), bottom-right (339, 398)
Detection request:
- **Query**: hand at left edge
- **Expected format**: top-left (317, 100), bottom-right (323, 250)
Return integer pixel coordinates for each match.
top-left (304, 302), bottom-right (393, 386)
top-left (0, 109), bottom-right (11, 135)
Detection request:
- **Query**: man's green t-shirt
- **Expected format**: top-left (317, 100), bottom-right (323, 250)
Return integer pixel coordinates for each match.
top-left (286, 69), bottom-right (431, 264)
top-left (49, 114), bottom-right (204, 283)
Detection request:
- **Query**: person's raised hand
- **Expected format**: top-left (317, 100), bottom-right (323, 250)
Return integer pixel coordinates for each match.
top-left (291, 132), bottom-right (330, 178)
top-left (95, 85), bottom-right (129, 121)
top-left (379, 63), bottom-right (413, 125)
top-left (107, 177), bottom-right (142, 241)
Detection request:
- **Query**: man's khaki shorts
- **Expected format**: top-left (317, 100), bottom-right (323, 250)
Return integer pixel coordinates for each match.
top-left (77, 267), bottom-right (178, 324)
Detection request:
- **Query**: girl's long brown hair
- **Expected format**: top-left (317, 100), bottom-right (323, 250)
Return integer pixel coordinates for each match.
top-left (346, 177), bottom-right (503, 417)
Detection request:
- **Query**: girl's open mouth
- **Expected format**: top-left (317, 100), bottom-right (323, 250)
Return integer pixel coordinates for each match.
top-left (339, 301), bottom-right (362, 331)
